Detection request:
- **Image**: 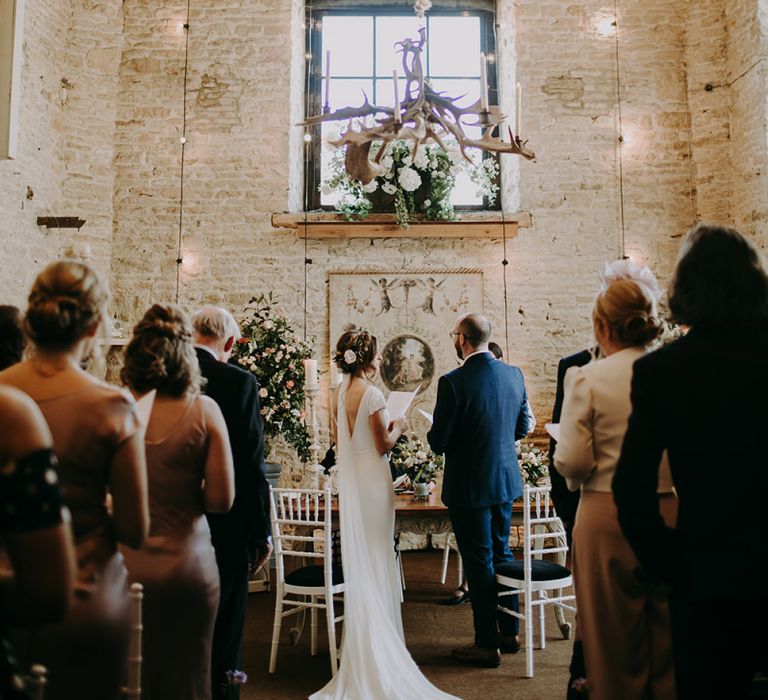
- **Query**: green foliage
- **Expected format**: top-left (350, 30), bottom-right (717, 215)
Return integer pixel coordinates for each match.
top-left (320, 139), bottom-right (499, 229)
top-left (234, 294), bottom-right (313, 462)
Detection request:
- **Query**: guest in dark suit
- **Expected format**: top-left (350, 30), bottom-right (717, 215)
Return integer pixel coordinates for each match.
top-left (428, 313), bottom-right (532, 668)
top-left (549, 349), bottom-right (592, 546)
top-left (193, 306), bottom-right (272, 700)
top-left (613, 224), bottom-right (768, 700)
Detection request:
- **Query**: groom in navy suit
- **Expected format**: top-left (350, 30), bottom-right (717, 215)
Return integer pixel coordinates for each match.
top-left (428, 313), bottom-right (532, 667)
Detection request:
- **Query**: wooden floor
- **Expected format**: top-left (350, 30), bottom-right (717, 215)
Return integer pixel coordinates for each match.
top-left (241, 549), bottom-right (575, 700)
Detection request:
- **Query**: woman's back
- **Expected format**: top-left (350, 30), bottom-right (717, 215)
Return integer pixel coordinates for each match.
top-left (143, 395), bottom-right (208, 537)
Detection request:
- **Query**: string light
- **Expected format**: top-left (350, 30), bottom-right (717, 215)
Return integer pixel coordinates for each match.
top-left (175, 0), bottom-right (191, 303)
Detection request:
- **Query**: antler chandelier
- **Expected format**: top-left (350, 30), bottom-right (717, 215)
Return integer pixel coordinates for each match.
top-left (301, 5), bottom-right (534, 185)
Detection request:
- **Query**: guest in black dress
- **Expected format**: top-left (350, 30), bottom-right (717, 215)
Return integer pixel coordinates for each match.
top-left (614, 224), bottom-right (768, 699)
top-left (0, 306), bottom-right (25, 370)
top-left (0, 386), bottom-right (75, 699)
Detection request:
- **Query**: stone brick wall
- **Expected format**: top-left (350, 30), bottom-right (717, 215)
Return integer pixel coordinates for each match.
top-left (2, 0), bottom-right (767, 481)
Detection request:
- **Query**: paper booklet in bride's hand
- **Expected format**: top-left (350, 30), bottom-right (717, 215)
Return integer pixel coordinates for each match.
top-left (385, 389), bottom-right (418, 419)
top-left (545, 422), bottom-right (560, 441)
top-left (417, 409), bottom-right (433, 424)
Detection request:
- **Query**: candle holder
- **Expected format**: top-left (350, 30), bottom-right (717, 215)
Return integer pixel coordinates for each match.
top-left (478, 109), bottom-right (492, 127)
top-left (304, 383), bottom-right (323, 489)
top-left (322, 103), bottom-right (331, 115)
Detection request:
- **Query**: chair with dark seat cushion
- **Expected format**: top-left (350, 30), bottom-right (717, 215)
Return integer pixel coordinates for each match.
top-left (268, 487), bottom-right (345, 677)
top-left (496, 485), bottom-right (576, 678)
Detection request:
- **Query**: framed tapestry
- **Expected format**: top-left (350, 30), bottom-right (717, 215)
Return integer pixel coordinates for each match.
top-left (328, 269), bottom-right (484, 436)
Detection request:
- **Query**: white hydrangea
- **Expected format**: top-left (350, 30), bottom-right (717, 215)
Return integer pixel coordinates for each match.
top-left (362, 179), bottom-right (379, 193)
top-left (382, 181), bottom-right (397, 195)
top-left (413, 146), bottom-right (428, 169)
top-left (398, 166), bottom-right (422, 192)
top-left (320, 183), bottom-right (333, 196)
top-left (380, 154), bottom-right (394, 170)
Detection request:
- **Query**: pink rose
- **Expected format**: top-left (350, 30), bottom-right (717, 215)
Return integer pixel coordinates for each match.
top-left (286, 380), bottom-right (294, 389)
top-left (259, 387), bottom-right (268, 398)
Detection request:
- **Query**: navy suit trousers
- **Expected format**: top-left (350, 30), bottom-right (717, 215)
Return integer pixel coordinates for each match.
top-left (449, 502), bottom-right (519, 648)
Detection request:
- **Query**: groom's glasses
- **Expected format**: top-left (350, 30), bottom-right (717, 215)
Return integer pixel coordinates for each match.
top-left (449, 331), bottom-right (462, 339)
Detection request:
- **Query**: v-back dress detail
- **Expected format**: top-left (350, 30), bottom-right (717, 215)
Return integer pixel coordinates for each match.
top-left (310, 381), bottom-right (459, 700)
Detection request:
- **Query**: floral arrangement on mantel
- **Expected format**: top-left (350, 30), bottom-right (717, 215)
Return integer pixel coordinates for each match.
top-left (390, 436), bottom-right (444, 487)
top-left (517, 440), bottom-right (551, 488)
top-left (233, 294), bottom-right (313, 463)
top-left (321, 139), bottom-right (499, 229)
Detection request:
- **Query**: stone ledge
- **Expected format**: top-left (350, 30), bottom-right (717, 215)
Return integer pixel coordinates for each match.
top-left (271, 211), bottom-right (532, 239)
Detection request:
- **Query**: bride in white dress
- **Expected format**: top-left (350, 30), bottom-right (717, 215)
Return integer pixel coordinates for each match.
top-left (311, 329), bottom-right (459, 700)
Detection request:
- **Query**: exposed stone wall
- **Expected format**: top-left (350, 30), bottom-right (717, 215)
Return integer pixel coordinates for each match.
top-left (727, 0), bottom-right (768, 246)
top-left (0, 0), bottom-right (70, 305)
top-left (0, 0), bottom-right (123, 305)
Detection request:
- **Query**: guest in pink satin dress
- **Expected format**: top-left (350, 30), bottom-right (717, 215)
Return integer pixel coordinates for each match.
top-left (120, 304), bottom-right (234, 700)
top-left (0, 260), bottom-right (150, 700)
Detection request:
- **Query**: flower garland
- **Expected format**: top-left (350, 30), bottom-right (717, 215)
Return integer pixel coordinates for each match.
top-left (321, 139), bottom-right (499, 229)
top-left (234, 294), bottom-right (313, 463)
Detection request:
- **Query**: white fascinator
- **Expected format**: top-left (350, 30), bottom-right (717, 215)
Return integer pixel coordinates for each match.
top-left (600, 259), bottom-right (662, 301)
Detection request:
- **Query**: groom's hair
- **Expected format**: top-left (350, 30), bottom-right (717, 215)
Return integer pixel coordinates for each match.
top-left (458, 314), bottom-right (491, 347)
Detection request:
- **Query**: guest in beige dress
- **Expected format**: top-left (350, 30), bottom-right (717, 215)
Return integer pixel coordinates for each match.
top-left (555, 276), bottom-right (677, 700)
top-left (120, 304), bottom-right (234, 700)
top-left (0, 261), bottom-right (150, 700)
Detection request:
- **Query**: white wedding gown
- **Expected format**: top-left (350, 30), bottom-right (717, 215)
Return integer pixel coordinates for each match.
top-left (310, 380), bottom-right (459, 700)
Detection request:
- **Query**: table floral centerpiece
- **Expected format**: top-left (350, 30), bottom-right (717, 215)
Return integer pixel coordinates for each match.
top-left (390, 435), bottom-right (444, 499)
top-left (321, 139), bottom-right (499, 229)
top-left (233, 293), bottom-right (313, 463)
top-left (516, 440), bottom-right (550, 488)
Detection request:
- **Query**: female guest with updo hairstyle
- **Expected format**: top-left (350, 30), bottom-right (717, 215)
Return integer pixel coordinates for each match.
top-left (555, 276), bottom-right (677, 700)
top-left (312, 329), bottom-right (458, 700)
top-left (121, 304), bottom-right (234, 700)
top-left (0, 260), bottom-right (149, 700)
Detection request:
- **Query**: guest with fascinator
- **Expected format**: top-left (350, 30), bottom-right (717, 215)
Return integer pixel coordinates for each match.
top-left (555, 264), bottom-right (676, 700)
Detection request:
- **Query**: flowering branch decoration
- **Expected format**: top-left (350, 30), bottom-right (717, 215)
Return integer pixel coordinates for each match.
top-left (234, 294), bottom-right (313, 462)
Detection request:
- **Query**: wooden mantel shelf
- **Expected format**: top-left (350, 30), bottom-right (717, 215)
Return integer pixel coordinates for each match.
top-left (271, 211), bottom-right (531, 239)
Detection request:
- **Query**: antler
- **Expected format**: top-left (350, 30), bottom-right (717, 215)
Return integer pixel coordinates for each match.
top-left (300, 27), bottom-right (536, 179)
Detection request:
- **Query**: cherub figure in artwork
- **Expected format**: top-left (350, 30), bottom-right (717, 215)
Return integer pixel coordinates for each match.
top-left (371, 277), bottom-right (399, 315)
top-left (418, 277), bottom-right (445, 315)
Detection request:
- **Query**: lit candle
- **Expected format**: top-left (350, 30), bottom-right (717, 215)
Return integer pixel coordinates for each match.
top-left (304, 358), bottom-right (318, 388)
top-left (392, 70), bottom-right (401, 123)
top-left (515, 81), bottom-right (522, 138)
top-left (324, 51), bottom-right (331, 109)
top-left (479, 52), bottom-right (489, 111)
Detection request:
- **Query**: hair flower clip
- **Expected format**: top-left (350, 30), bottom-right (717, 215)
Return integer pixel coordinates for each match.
top-left (343, 349), bottom-right (357, 364)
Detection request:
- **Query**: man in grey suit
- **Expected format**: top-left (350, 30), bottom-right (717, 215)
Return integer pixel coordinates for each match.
top-left (428, 313), bottom-right (532, 668)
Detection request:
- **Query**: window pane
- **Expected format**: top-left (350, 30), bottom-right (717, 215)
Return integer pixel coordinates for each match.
top-left (375, 77), bottom-right (407, 115)
top-left (428, 17), bottom-right (481, 77)
top-left (429, 78), bottom-right (482, 111)
top-left (327, 78), bottom-right (374, 112)
top-left (323, 16), bottom-right (373, 77)
top-left (375, 16), bottom-right (421, 77)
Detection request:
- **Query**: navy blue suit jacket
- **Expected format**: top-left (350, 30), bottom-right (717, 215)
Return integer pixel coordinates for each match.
top-left (428, 352), bottom-right (530, 508)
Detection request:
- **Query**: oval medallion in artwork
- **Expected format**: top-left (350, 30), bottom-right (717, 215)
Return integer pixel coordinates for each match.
top-left (380, 335), bottom-right (435, 393)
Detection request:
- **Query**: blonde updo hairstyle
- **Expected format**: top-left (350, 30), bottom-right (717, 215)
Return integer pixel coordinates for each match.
top-left (333, 327), bottom-right (378, 376)
top-left (25, 260), bottom-right (109, 352)
top-left (121, 304), bottom-right (203, 397)
top-left (592, 278), bottom-right (662, 348)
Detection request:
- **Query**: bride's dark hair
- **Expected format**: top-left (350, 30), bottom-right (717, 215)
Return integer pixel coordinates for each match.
top-left (334, 327), bottom-right (377, 376)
